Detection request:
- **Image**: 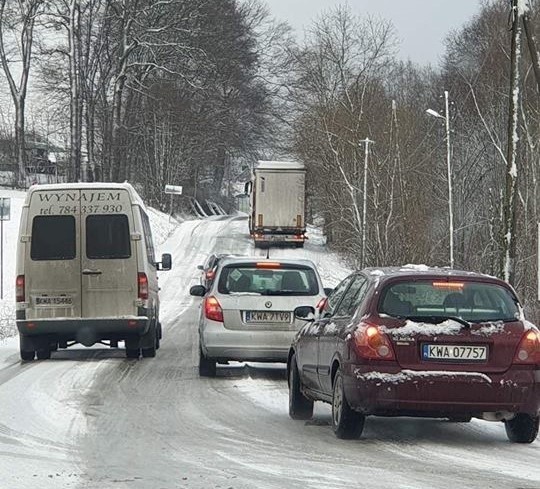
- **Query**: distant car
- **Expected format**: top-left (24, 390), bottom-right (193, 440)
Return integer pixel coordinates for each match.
top-left (197, 253), bottom-right (242, 288)
top-left (288, 266), bottom-right (540, 443)
top-left (190, 257), bottom-right (326, 376)
top-left (197, 254), bottom-right (221, 288)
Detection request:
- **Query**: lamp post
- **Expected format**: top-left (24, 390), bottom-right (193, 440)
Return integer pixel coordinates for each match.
top-left (359, 138), bottom-right (374, 268)
top-left (427, 90), bottom-right (454, 269)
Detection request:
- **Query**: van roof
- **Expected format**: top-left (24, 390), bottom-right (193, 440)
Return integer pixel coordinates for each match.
top-left (26, 182), bottom-right (147, 209)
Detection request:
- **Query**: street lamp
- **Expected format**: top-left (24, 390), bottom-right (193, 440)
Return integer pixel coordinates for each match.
top-left (427, 90), bottom-right (454, 269)
top-left (359, 138), bottom-right (374, 268)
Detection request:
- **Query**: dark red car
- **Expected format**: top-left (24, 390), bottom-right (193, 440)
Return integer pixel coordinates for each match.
top-left (288, 267), bottom-right (540, 442)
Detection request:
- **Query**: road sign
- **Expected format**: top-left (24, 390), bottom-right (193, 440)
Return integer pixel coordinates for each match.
top-left (0, 198), bottom-right (10, 221)
top-left (0, 198), bottom-right (8, 299)
top-left (164, 185), bottom-right (183, 195)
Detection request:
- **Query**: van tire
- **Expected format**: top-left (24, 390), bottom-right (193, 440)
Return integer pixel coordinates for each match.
top-left (126, 348), bottom-right (140, 359)
top-left (142, 344), bottom-right (156, 358)
top-left (141, 323), bottom-right (157, 358)
top-left (155, 322), bottom-right (162, 350)
top-left (20, 349), bottom-right (35, 361)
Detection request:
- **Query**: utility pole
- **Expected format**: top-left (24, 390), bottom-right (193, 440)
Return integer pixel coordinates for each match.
top-left (444, 90), bottom-right (454, 269)
top-left (502, 0), bottom-right (524, 284)
top-left (359, 138), bottom-right (374, 268)
top-left (426, 90), bottom-right (454, 268)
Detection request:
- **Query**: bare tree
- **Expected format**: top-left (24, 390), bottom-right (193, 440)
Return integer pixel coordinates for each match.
top-left (0, 0), bottom-right (44, 185)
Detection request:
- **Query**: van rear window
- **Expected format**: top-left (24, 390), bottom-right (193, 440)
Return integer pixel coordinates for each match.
top-left (31, 216), bottom-right (76, 261)
top-left (86, 215), bottom-right (131, 259)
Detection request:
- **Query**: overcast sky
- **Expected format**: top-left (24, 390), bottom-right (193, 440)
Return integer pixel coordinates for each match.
top-left (265, 0), bottom-right (484, 66)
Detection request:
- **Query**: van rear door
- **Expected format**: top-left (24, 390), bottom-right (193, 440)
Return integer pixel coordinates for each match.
top-left (80, 189), bottom-right (138, 318)
top-left (26, 189), bottom-right (82, 320)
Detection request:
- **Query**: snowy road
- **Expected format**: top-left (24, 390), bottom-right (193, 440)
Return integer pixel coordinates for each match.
top-left (1, 215), bottom-right (540, 488)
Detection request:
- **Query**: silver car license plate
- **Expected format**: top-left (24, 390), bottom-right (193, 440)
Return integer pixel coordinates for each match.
top-left (245, 311), bottom-right (291, 323)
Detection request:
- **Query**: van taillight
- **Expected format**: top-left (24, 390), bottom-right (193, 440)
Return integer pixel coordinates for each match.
top-left (204, 296), bottom-right (224, 322)
top-left (16, 275), bottom-right (25, 302)
top-left (353, 322), bottom-right (395, 361)
top-left (513, 329), bottom-right (540, 365)
top-left (138, 273), bottom-right (148, 300)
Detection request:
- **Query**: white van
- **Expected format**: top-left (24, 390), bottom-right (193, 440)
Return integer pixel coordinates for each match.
top-left (15, 183), bottom-right (172, 360)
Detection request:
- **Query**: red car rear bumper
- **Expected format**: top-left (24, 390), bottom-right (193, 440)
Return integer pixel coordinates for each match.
top-left (344, 363), bottom-right (540, 417)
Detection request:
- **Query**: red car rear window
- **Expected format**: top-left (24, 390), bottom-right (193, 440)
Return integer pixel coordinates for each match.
top-left (379, 281), bottom-right (519, 322)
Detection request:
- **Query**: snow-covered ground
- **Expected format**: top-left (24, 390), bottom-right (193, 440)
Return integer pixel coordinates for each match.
top-left (0, 189), bottom-right (539, 488)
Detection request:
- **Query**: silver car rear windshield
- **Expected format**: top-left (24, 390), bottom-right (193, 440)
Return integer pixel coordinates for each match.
top-left (218, 264), bottom-right (319, 296)
top-left (379, 280), bottom-right (520, 322)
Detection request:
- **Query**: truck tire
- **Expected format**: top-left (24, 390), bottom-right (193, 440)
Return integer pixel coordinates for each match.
top-left (36, 349), bottom-right (51, 360)
top-left (19, 335), bottom-right (35, 361)
top-left (20, 349), bottom-right (35, 361)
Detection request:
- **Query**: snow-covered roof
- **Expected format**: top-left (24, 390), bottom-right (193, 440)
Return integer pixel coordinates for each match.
top-left (256, 160), bottom-right (305, 171)
top-left (218, 256), bottom-right (316, 268)
top-left (362, 266), bottom-right (501, 281)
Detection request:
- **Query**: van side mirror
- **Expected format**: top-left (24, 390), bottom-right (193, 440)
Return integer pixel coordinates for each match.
top-left (159, 253), bottom-right (172, 271)
top-left (324, 287), bottom-right (334, 296)
top-left (190, 285), bottom-right (206, 297)
top-left (294, 306), bottom-right (315, 322)
top-left (197, 264), bottom-right (204, 270)
top-left (244, 181), bottom-right (252, 195)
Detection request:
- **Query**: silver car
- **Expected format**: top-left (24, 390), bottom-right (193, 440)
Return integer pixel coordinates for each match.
top-left (190, 257), bottom-right (326, 376)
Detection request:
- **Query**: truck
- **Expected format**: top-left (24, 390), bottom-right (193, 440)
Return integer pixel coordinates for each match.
top-left (246, 161), bottom-right (306, 248)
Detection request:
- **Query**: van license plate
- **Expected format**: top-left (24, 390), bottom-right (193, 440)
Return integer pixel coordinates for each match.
top-left (422, 344), bottom-right (487, 361)
top-left (35, 296), bottom-right (73, 307)
top-left (245, 311), bottom-right (291, 323)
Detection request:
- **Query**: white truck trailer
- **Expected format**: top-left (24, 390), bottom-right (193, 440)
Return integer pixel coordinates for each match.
top-left (247, 161), bottom-right (306, 248)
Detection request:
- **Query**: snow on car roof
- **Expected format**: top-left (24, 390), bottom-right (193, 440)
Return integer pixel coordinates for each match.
top-left (362, 266), bottom-right (497, 280)
top-left (218, 256), bottom-right (317, 268)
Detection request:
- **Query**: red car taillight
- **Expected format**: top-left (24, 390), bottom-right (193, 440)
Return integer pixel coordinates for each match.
top-left (353, 322), bottom-right (395, 361)
top-left (513, 329), bottom-right (540, 365)
top-left (16, 275), bottom-right (25, 302)
top-left (204, 296), bottom-right (224, 322)
top-left (138, 273), bottom-right (148, 300)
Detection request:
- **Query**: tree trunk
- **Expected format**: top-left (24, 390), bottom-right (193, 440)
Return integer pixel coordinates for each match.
top-left (523, 11), bottom-right (540, 95)
top-left (15, 97), bottom-right (26, 187)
